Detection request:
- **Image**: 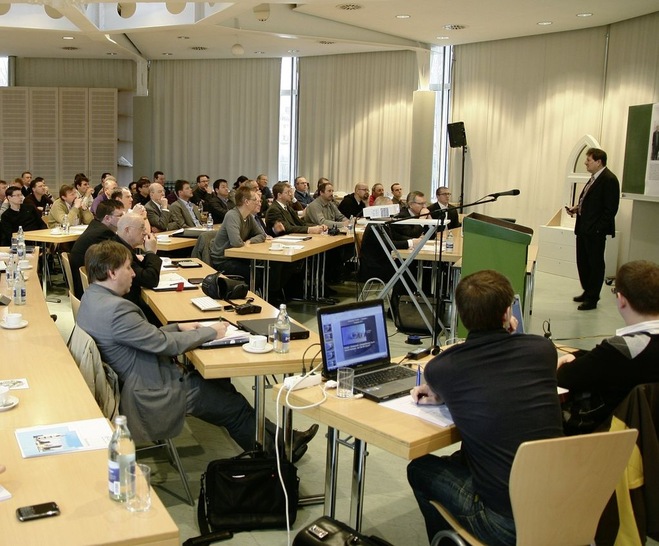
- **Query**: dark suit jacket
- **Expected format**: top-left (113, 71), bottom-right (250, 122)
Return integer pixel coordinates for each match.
top-left (169, 199), bottom-right (202, 228)
top-left (116, 237), bottom-right (162, 309)
top-left (428, 202), bottom-right (461, 230)
top-left (338, 193), bottom-right (366, 219)
top-left (0, 205), bottom-right (47, 246)
top-left (575, 167), bottom-right (620, 237)
top-left (265, 202), bottom-right (310, 234)
top-left (391, 207), bottom-right (424, 240)
top-left (70, 219), bottom-right (118, 298)
top-left (145, 199), bottom-right (178, 232)
top-left (205, 194), bottom-right (234, 224)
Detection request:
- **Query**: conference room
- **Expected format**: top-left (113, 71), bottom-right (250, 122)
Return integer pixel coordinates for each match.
top-left (0, 2), bottom-right (658, 545)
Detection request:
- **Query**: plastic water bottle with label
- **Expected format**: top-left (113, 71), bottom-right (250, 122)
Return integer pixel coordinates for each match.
top-left (17, 226), bottom-right (26, 259)
top-left (12, 271), bottom-right (26, 305)
top-left (108, 415), bottom-right (136, 502)
top-left (61, 214), bottom-right (70, 234)
top-left (446, 230), bottom-right (454, 252)
top-left (206, 214), bottom-right (214, 231)
top-left (273, 304), bottom-right (291, 354)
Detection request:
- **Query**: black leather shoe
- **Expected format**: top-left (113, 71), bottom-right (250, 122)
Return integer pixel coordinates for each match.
top-left (290, 424), bottom-right (319, 463)
top-left (573, 294), bottom-right (586, 302)
top-left (577, 301), bottom-right (597, 311)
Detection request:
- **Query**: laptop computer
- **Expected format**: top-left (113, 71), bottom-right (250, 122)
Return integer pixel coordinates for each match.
top-left (317, 299), bottom-right (417, 402)
top-left (237, 318), bottom-right (310, 340)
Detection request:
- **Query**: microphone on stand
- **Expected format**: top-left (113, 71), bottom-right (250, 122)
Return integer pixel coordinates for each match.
top-left (487, 189), bottom-right (520, 199)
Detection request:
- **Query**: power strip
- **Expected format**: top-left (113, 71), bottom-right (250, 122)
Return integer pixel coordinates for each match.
top-left (284, 374), bottom-right (323, 391)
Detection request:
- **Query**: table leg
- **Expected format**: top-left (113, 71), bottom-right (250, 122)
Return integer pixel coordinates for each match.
top-left (350, 438), bottom-right (368, 532)
top-left (41, 242), bottom-right (48, 295)
top-left (254, 376), bottom-right (265, 449)
top-left (324, 427), bottom-right (339, 518)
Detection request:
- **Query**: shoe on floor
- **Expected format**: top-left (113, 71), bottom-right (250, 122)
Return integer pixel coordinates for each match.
top-left (290, 424), bottom-right (319, 463)
top-left (573, 294), bottom-right (586, 302)
top-left (577, 301), bottom-right (597, 311)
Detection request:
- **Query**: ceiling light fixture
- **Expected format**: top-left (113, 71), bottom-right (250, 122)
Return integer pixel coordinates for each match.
top-left (45, 6), bottom-right (63, 19)
top-left (162, 52), bottom-right (173, 56)
top-left (231, 43), bottom-right (245, 55)
top-left (576, 13), bottom-right (593, 17)
top-left (166, 2), bottom-right (186, 15)
top-left (191, 46), bottom-right (207, 51)
top-left (254, 51), bottom-right (265, 54)
top-left (337, 4), bottom-right (362, 10)
top-left (318, 40), bottom-right (335, 45)
top-left (443, 24), bottom-right (466, 30)
top-left (395, 14), bottom-right (410, 19)
top-left (63, 36), bottom-right (74, 40)
top-left (106, 52), bottom-right (117, 56)
top-left (435, 36), bottom-right (449, 40)
top-left (178, 35), bottom-right (190, 40)
top-left (537, 21), bottom-right (553, 26)
top-left (253, 3), bottom-right (269, 22)
top-left (62, 46), bottom-right (79, 51)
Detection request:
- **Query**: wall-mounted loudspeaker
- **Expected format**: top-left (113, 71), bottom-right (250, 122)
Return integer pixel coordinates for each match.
top-left (447, 122), bottom-right (467, 148)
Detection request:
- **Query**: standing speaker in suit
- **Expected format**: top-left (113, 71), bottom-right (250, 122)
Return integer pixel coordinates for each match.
top-left (566, 148), bottom-right (620, 310)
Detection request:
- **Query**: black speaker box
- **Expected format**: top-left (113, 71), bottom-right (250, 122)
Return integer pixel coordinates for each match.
top-left (447, 122), bottom-right (467, 148)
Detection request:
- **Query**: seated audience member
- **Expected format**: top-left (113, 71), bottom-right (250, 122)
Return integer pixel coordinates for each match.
top-left (169, 179), bottom-right (203, 228)
top-left (265, 182), bottom-right (326, 236)
top-left (46, 185), bottom-right (93, 228)
top-left (391, 183), bottom-right (406, 209)
top-left (0, 180), bottom-right (8, 217)
top-left (427, 186), bottom-right (461, 230)
top-left (111, 187), bottom-right (151, 233)
top-left (24, 177), bottom-right (53, 215)
top-left (305, 181), bottom-right (349, 229)
top-left (92, 172), bottom-right (113, 199)
top-left (391, 191), bottom-right (429, 240)
top-left (74, 174), bottom-right (95, 210)
top-left (367, 182), bottom-right (385, 207)
top-left (358, 196), bottom-right (421, 285)
top-left (338, 183), bottom-right (369, 219)
top-left (91, 176), bottom-right (118, 214)
top-left (241, 179), bottom-right (270, 229)
top-left (77, 241), bottom-right (317, 456)
top-left (408, 270), bottom-right (563, 546)
top-left (70, 200), bottom-right (124, 298)
top-left (145, 182), bottom-right (177, 232)
top-left (256, 173), bottom-right (273, 200)
top-left (0, 179), bottom-right (22, 218)
top-left (191, 174), bottom-right (211, 206)
top-left (210, 185), bottom-right (268, 280)
top-left (293, 176), bottom-right (314, 208)
top-left (0, 187), bottom-right (47, 245)
top-left (557, 260), bottom-right (659, 434)
top-left (133, 179), bottom-right (151, 207)
top-left (114, 212), bottom-right (161, 310)
top-left (128, 181), bottom-right (138, 197)
top-left (313, 177), bottom-right (330, 199)
top-left (205, 179), bottom-right (234, 224)
top-left (20, 171), bottom-right (32, 197)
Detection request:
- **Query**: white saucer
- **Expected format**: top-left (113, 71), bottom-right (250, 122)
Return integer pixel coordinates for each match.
top-left (0, 319), bottom-right (28, 330)
top-left (242, 343), bottom-right (274, 354)
top-left (18, 265), bottom-right (32, 270)
top-left (0, 395), bottom-right (19, 412)
top-left (157, 237), bottom-right (172, 243)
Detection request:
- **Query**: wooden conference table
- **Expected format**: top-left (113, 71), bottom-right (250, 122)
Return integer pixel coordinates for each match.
top-left (0, 250), bottom-right (179, 545)
top-left (274, 376), bottom-right (460, 532)
top-left (141, 259), bottom-right (321, 446)
top-left (224, 232), bottom-right (354, 300)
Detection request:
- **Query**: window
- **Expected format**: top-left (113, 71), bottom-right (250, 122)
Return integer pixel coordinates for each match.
top-left (429, 46), bottom-right (453, 193)
top-left (0, 56), bottom-right (8, 86)
top-left (278, 57), bottom-right (298, 182)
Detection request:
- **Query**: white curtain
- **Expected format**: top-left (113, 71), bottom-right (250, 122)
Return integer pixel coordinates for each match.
top-left (298, 51), bottom-right (418, 193)
top-left (149, 58), bottom-right (281, 183)
top-left (450, 27), bottom-right (607, 232)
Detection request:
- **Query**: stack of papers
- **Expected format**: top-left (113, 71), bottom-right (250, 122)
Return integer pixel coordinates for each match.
top-left (152, 273), bottom-right (197, 291)
top-left (15, 418), bottom-right (113, 458)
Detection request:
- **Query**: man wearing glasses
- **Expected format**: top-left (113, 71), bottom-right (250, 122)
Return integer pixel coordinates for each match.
top-left (391, 191), bottom-right (430, 240)
top-left (428, 186), bottom-right (461, 230)
top-left (0, 186), bottom-right (47, 245)
top-left (338, 182), bottom-right (369, 219)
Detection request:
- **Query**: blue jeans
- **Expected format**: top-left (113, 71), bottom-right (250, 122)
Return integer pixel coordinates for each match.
top-left (407, 452), bottom-right (516, 546)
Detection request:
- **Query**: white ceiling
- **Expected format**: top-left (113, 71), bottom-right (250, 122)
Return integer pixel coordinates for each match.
top-left (0, 1), bottom-right (656, 61)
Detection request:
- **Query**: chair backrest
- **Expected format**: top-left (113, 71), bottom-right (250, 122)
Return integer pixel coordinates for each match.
top-left (67, 325), bottom-right (120, 421)
top-left (60, 251), bottom-right (75, 295)
top-left (79, 266), bottom-right (89, 292)
top-left (191, 229), bottom-right (216, 266)
top-left (70, 290), bottom-right (81, 321)
top-left (510, 429), bottom-right (638, 546)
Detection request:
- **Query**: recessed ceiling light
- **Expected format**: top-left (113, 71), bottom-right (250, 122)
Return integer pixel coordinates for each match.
top-left (62, 46), bottom-right (79, 51)
top-left (254, 51), bottom-right (265, 55)
top-left (288, 49), bottom-right (299, 53)
top-left (576, 13), bottom-right (593, 18)
top-left (435, 36), bottom-right (449, 40)
top-left (443, 24), bottom-right (466, 31)
top-left (318, 40), bottom-right (336, 45)
top-left (337, 4), bottom-right (362, 10)
top-left (395, 14), bottom-right (410, 19)
top-left (537, 21), bottom-right (553, 26)
top-left (191, 46), bottom-right (207, 51)
top-left (106, 52), bottom-right (117, 56)
top-left (162, 52), bottom-right (173, 56)
top-left (63, 36), bottom-right (74, 40)
top-left (178, 35), bottom-right (190, 40)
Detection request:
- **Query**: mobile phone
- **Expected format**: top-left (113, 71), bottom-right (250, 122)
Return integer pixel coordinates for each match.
top-left (188, 277), bottom-right (204, 284)
top-left (16, 501), bottom-right (60, 522)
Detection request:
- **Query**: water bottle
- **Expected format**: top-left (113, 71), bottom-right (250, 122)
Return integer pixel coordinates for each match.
top-left (206, 213), bottom-right (214, 231)
top-left (108, 415), bottom-right (136, 502)
top-left (61, 214), bottom-right (70, 234)
top-left (446, 230), bottom-right (454, 252)
top-left (44, 203), bottom-right (51, 217)
top-left (347, 215), bottom-right (354, 234)
top-left (273, 304), bottom-right (291, 354)
top-left (13, 271), bottom-right (26, 306)
top-left (5, 254), bottom-right (16, 290)
top-left (17, 226), bottom-right (26, 259)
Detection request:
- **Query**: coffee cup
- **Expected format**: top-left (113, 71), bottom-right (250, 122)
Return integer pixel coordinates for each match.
top-left (5, 313), bottom-right (22, 327)
top-left (248, 335), bottom-right (267, 350)
top-left (18, 260), bottom-right (30, 269)
top-left (270, 243), bottom-right (283, 251)
top-left (0, 385), bottom-right (8, 406)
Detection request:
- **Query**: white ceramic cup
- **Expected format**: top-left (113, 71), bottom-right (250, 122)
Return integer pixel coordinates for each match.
top-left (18, 260), bottom-right (30, 269)
top-left (270, 243), bottom-right (283, 251)
top-left (5, 313), bottom-right (22, 327)
top-left (249, 335), bottom-right (267, 350)
top-left (0, 385), bottom-right (9, 406)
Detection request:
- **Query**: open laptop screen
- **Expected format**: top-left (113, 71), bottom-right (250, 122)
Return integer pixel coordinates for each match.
top-left (317, 300), bottom-right (391, 375)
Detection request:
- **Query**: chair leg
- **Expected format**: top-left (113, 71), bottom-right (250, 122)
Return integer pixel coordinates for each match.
top-left (164, 439), bottom-right (195, 506)
top-left (431, 530), bottom-right (470, 546)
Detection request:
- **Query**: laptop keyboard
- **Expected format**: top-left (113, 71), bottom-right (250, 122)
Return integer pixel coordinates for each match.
top-left (354, 366), bottom-right (416, 389)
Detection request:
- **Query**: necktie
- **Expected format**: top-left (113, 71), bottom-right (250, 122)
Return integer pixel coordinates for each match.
top-left (577, 176), bottom-right (595, 215)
